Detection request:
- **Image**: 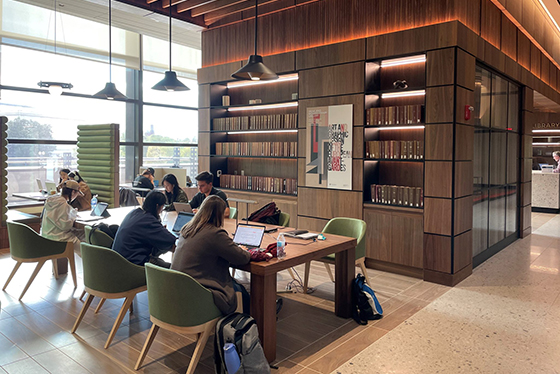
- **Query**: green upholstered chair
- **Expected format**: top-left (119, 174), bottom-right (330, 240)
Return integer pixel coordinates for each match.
top-left (135, 263), bottom-right (224, 374)
top-left (72, 243), bottom-right (147, 349)
top-left (303, 217), bottom-right (369, 293)
top-left (3, 221), bottom-right (77, 300)
top-left (229, 207), bottom-right (238, 219)
top-left (81, 226), bottom-right (115, 312)
top-left (279, 212), bottom-right (290, 227)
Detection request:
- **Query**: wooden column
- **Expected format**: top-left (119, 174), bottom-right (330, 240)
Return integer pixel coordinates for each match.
top-left (423, 47), bottom-right (475, 286)
top-left (520, 87), bottom-right (533, 237)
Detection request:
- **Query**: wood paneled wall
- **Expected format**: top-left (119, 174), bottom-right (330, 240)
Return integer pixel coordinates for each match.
top-left (520, 87), bottom-right (533, 238)
top-left (423, 47), bottom-right (475, 286)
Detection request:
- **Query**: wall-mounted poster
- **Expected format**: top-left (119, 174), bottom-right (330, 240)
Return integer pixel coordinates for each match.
top-left (305, 104), bottom-right (353, 190)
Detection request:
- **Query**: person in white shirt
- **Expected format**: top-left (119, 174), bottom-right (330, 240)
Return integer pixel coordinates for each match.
top-left (40, 180), bottom-right (85, 253)
top-left (553, 151), bottom-right (560, 173)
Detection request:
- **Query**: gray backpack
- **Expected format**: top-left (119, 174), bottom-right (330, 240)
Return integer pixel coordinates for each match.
top-left (214, 313), bottom-right (270, 374)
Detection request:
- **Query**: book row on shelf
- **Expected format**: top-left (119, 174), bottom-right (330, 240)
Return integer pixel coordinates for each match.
top-left (365, 140), bottom-right (424, 159)
top-left (213, 113), bottom-right (298, 131)
top-left (215, 142), bottom-right (297, 157)
top-left (366, 104), bottom-right (424, 126)
top-left (370, 184), bottom-right (424, 208)
top-left (220, 174), bottom-right (297, 195)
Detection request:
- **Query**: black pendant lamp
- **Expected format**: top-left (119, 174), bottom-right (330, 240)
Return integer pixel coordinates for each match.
top-left (152, 2), bottom-right (189, 91)
top-left (38, 1), bottom-right (73, 96)
top-left (94, 0), bottom-right (127, 100)
top-left (231, 0), bottom-right (277, 81)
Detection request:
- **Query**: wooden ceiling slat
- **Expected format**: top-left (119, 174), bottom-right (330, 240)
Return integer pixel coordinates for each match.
top-left (177, 0), bottom-right (219, 12)
top-left (204, 0), bottom-right (281, 24)
top-left (191, 0), bottom-right (247, 17)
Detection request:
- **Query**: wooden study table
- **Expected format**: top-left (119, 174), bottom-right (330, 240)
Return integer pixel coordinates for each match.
top-left (77, 207), bottom-right (357, 363)
top-left (11, 192), bottom-right (49, 202)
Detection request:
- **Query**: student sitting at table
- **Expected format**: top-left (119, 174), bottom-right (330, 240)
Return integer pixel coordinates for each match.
top-left (67, 171), bottom-right (92, 209)
top-left (133, 168), bottom-right (155, 197)
top-left (162, 173), bottom-right (189, 211)
top-left (41, 180), bottom-right (85, 252)
top-left (112, 190), bottom-right (176, 268)
top-left (56, 168), bottom-right (71, 191)
top-left (189, 171), bottom-right (230, 217)
top-left (171, 195), bottom-right (250, 314)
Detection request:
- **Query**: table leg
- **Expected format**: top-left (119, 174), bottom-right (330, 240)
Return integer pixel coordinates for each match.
top-left (250, 272), bottom-right (277, 363)
top-left (335, 247), bottom-right (355, 318)
top-left (56, 258), bottom-right (68, 275)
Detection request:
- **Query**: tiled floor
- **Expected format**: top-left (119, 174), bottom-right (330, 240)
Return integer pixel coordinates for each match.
top-left (0, 237), bottom-right (449, 373)
top-left (333, 213), bottom-right (560, 373)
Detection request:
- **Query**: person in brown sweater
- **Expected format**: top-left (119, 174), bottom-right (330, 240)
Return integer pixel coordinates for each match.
top-left (170, 195), bottom-right (250, 314)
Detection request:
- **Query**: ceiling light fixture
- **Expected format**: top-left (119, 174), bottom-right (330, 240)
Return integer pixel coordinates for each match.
top-left (37, 1), bottom-right (73, 96)
top-left (377, 126), bottom-right (425, 130)
top-left (226, 129), bottom-right (298, 135)
top-left (227, 102), bottom-right (298, 112)
top-left (93, 0), bottom-right (127, 100)
top-left (381, 55), bottom-right (426, 68)
top-left (231, 0), bottom-right (277, 81)
top-left (381, 90), bottom-right (426, 99)
top-left (227, 73), bottom-right (297, 88)
top-left (151, 1), bottom-right (189, 91)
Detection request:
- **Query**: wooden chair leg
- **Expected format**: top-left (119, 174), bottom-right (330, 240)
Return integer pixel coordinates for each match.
top-left (94, 298), bottom-right (107, 314)
top-left (186, 323), bottom-right (214, 374)
top-left (19, 260), bottom-right (46, 300)
top-left (104, 296), bottom-right (134, 349)
top-left (303, 261), bottom-right (311, 294)
top-left (357, 258), bottom-right (371, 285)
top-left (79, 290), bottom-right (86, 301)
top-left (324, 262), bottom-right (335, 283)
top-left (134, 324), bottom-right (160, 370)
top-left (129, 298), bottom-right (134, 314)
top-left (67, 253), bottom-right (78, 289)
top-left (287, 268), bottom-right (296, 280)
top-left (2, 261), bottom-right (22, 291)
top-left (72, 294), bottom-right (95, 333)
top-left (52, 259), bottom-right (59, 279)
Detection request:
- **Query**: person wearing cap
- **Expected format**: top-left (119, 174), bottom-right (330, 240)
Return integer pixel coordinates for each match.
top-left (189, 171), bottom-right (230, 217)
top-left (64, 180), bottom-right (91, 211)
top-left (67, 170), bottom-right (92, 203)
top-left (133, 168), bottom-right (155, 197)
top-left (41, 180), bottom-right (85, 252)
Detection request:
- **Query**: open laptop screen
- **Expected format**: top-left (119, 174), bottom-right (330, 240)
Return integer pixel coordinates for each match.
top-left (233, 225), bottom-right (265, 247)
top-left (172, 212), bottom-right (195, 233)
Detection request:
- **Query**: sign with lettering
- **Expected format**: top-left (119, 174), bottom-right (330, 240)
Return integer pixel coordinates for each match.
top-left (534, 122), bottom-right (560, 129)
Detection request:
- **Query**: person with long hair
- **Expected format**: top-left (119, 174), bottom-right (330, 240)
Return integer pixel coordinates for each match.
top-left (171, 195), bottom-right (250, 314)
top-left (56, 168), bottom-right (71, 191)
top-left (41, 180), bottom-right (85, 251)
top-left (113, 190), bottom-right (176, 268)
top-left (65, 171), bottom-right (92, 210)
top-left (161, 173), bottom-right (188, 211)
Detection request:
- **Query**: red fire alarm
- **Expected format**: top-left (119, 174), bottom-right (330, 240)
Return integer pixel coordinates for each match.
top-left (465, 105), bottom-right (474, 120)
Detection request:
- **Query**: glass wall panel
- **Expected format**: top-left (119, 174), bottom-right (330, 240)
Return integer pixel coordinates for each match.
top-left (491, 74), bottom-right (508, 129)
top-left (506, 184), bottom-right (517, 236)
top-left (489, 131), bottom-right (507, 187)
top-left (472, 189), bottom-right (489, 257)
top-left (475, 66), bottom-right (491, 127)
top-left (488, 187), bottom-right (506, 247)
top-left (143, 105), bottom-right (198, 143)
top-left (508, 83), bottom-right (519, 132)
top-left (142, 145), bottom-right (198, 181)
top-left (473, 128), bottom-right (490, 190)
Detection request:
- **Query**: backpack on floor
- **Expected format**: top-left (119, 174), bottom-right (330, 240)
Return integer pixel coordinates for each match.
top-left (352, 273), bottom-right (383, 325)
top-left (247, 202), bottom-right (281, 225)
top-left (214, 313), bottom-right (270, 374)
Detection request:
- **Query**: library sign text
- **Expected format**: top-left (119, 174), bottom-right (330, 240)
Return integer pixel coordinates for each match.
top-left (534, 122), bottom-right (560, 129)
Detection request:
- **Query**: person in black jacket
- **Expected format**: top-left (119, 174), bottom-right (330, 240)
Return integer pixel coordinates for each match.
top-left (112, 190), bottom-right (176, 268)
top-left (133, 168), bottom-right (155, 197)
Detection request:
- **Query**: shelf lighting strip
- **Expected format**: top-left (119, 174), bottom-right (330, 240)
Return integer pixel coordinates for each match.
top-left (227, 73), bottom-right (299, 88)
top-left (228, 102), bottom-right (298, 112)
top-left (381, 90), bottom-right (425, 99)
top-left (377, 125), bottom-right (425, 130)
top-left (226, 129), bottom-right (298, 134)
top-left (533, 129), bottom-right (560, 133)
top-left (380, 55), bottom-right (426, 67)
top-left (533, 143), bottom-right (560, 146)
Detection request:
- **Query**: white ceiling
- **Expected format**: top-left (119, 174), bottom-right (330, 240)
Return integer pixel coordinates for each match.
top-left (19, 0), bottom-right (204, 50)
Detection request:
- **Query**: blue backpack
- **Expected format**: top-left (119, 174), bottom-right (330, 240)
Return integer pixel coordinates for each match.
top-left (352, 274), bottom-right (383, 325)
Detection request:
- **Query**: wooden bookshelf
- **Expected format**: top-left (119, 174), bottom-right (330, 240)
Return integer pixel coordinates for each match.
top-left (208, 74), bottom-right (299, 197)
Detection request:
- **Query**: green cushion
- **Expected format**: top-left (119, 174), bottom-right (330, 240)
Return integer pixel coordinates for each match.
top-left (84, 226), bottom-right (114, 248)
top-left (229, 207), bottom-right (237, 219)
top-left (279, 212), bottom-right (290, 226)
top-left (7, 221), bottom-right (67, 259)
top-left (322, 217), bottom-right (367, 260)
top-left (145, 263), bottom-right (222, 327)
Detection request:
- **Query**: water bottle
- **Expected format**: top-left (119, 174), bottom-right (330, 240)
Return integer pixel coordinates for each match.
top-left (223, 343), bottom-right (241, 374)
top-left (277, 233), bottom-right (286, 260)
top-left (91, 194), bottom-right (98, 212)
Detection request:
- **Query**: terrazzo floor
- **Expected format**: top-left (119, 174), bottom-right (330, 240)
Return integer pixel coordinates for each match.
top-left (333, 212), bottom-right (560, 374)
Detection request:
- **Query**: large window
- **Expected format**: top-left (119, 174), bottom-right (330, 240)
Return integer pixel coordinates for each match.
top-left (473, 66), bottom-right (520, 265)
top-left (1, 0), bottom-right (200, 204)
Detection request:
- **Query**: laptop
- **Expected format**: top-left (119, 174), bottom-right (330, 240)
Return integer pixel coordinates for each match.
top-left (233, 224), bottom-right (265, 249)
top-left (45, 181), bottom-right (57, 194)
top-left (171, 212), bottom-right (195, 237)
top-left (36, 178), bottom-right (45, 192)
top-left (173, 202), bottom-right (193, 213)
top-left (539, 163), bottom-right (552, 170)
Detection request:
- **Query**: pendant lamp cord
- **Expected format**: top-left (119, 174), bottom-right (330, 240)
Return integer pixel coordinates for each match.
top-left (169, 1), bottom-right (172, 72)
top-left (53, 0), bottom-right (57, 54)
top-left (109, 0), bottom-right (112, 83)
top-left (254, 0), bottom-right (258, 55)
